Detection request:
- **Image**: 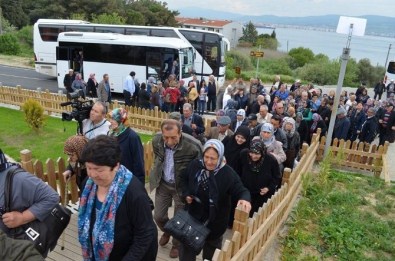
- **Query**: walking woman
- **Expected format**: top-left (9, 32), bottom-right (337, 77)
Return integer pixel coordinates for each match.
top-left (78, 135), bottom-right (157, 260)
top-left (239, 139), bottom-right (280, 216)
top-left (86, 73), bottom-right (98, 98)
top-left (180, 139), bottom-right (251, 261)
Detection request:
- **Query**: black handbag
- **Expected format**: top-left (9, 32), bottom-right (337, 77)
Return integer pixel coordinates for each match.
top-left (164, 209), bottom-right (210, 255)
top-left (4, 166), bottom-right (71, 257)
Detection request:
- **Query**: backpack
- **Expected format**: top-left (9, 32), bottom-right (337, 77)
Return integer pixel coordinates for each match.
top-left (4, 166), bottom-right (71, 257)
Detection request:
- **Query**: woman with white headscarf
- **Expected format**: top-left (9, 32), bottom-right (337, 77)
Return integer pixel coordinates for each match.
top-left (180, 139), bottom-right (251, 261)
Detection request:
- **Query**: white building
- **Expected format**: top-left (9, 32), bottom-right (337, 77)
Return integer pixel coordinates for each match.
top-left (176, 17), bottom-right (243, 49)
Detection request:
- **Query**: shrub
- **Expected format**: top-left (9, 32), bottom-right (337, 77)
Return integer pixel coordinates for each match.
top-left (0, 33), bottom-right (20, 55)
top-left (226, 50), bottom-right (253, 71)
top-left (22, 99), bottom-right (46, 131)
top-left (16, 25), bottom-right (33, 48)
top-left (288, 47), bottom-right (315, 69)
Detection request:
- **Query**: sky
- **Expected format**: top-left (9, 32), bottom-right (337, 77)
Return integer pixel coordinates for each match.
top-left (164, 0), bottom-right (395, 17)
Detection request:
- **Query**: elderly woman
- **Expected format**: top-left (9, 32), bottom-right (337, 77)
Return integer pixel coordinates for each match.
top-left (78, 135), bottom-right (157, 261)
top-left (62, 135), bottom-right (89, 192)
top-left (239, 139), bottom-right (280, 216)
top-left (259, 123), bottom-right (286, 184)
top-left (108, 108), bottom-right (145, 184)
top-left (180, 139), bottom-right (251, 261)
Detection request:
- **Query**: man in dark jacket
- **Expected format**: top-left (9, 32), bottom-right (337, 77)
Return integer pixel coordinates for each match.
top-left (378, 102), bottom-right (395, 145)
top-left (374, 80), bottom-right (385, 100)
top-left (333, 107), bottom-right (351, 141)
top-left (63, 69), bottom-right (75, 95)
top-left (207, 75), bottom-right (217, 112)
top-left (359, 108), bottom-right (378, 143)
top-left (181, 103), bottom-right (205, 144)
top-left (347, 102), bottom-right (366, 141)
top-left (149, 119), bottom-right (202, 258)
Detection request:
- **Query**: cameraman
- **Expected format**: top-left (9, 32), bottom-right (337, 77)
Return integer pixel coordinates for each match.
top-left (82, 101), bottom-right (110, 139)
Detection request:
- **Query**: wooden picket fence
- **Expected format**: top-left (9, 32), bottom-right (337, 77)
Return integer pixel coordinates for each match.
top-left (0, 85), bottom-right (215, 134)
top-left (316, 136), bottom-right (390, 181)
top-left (210, 130), bottom-right (321, 261)
top-left (19, 142), bottom-right (155, 204)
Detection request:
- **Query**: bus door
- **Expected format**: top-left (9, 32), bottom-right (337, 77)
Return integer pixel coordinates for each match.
top-left (146, 51), bottom-right (164, 84)
top-left (56, 46), bottom-right (83, 89)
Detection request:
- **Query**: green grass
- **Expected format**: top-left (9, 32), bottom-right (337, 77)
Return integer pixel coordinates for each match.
top-left (282, 166), bottom-right (395, 260)
top-left (0, 107), bottom-right (153, 163)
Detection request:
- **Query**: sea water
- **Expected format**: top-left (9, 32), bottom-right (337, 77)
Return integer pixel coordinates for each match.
top-left (257, 27), bottom-right (395, 66)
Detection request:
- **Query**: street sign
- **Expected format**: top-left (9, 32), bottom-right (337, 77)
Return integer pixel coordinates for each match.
top-left (250, 51), bottom-right (264, 58)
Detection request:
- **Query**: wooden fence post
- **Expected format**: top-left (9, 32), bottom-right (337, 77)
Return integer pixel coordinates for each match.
top-left (281, 168), bottom-right (292, 186)
top-left (20, 149), bottom-right (34, 173)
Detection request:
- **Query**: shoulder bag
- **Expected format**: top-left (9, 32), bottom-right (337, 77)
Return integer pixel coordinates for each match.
top-left (4, 166), bottom-right (71, 257)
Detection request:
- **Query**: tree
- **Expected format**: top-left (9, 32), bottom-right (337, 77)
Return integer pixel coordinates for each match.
top-left (92, 12), bottom-right (126, 24)
top-left (124, 0), bottom-right (179, 26)
top-left (256, 33), bottom-right (278, 50)
top-left (271, 29), bottom-right (276, 39)
top-left (288, 47), bottom-right (315, 69)
top-left (1, 0), bottom-right (29, 28)
top-left (239, 21), bottom-right (258, 45)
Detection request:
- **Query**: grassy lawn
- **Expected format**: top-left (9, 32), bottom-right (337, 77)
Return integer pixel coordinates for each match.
top-left (282, 160), bottom-right (395, 261)
top-left (0, 107), bottom-right (153, 163)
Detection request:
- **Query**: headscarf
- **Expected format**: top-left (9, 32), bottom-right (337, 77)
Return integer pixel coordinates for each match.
top-left (64, 135), bottom-right (88, 160)
top-left (108, 108), bottom-right (128, 137)
top-left (248, 139), bottom-right (266, 172)
top-left (202, 139), bottom-right (225, 171)
top-left (310, 113), bottom-right (322, 131)
top-left (89, 73), bottom-right (97, 84)
top-left (223, 125), bottom-right (250, 172)
top-left (78, 165), bottom-right (133, 261)
top-left (260, 123), bottom-right (276, 147)
top-left (295, 112), bottom-right (303, 129)
top-left (282, 117), bottom-right (296, 137)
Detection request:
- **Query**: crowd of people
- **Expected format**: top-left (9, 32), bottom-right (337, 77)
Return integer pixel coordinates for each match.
top-left (1, 72), bottom-right (394, 261)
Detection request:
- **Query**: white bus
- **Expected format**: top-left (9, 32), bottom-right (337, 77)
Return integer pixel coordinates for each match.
top-left (34, 19), bottom-right (229, 87)
top-left (56, 32), bottom-right (194, 93)
top-left (384, 60), bottom-right (395, 86)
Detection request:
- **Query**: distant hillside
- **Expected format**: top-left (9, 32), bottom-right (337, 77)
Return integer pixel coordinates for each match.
top-left (177, 8), bottom-right (395, 37)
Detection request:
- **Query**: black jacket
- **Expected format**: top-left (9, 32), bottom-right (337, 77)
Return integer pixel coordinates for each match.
top-left (239, 149), bottom-right (280, 196)
top-left (359, 116), bottom-right (378, 143)
top-left (109, 177), bottom-right (158, 260)
top-left (181, 159), bottom-right (251, 240)
top-left (117, 128), bottom-right (145, 184)
top-left (181, 113), bottom-right (205, 136)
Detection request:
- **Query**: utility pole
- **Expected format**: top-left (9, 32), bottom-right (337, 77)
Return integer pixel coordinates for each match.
top-left (384, 43), bottom-right (392, 75)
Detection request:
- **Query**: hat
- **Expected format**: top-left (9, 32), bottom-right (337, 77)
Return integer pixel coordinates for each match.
top-left (68, 69), bottom-right (74, 72)
top-left (217, 116), bottom-right (231, 125)
top-left (296, 79), bottom-right (301, 83)
top-left (336, 107), bottom-right (347, 115)
top-left (391, 79), bottom-right (394, 82)
top-left (237, 109), bottom-right (246, 117)
top-left (168, 111), bottom-right (181, 121)
top-left (261, 122), bottom-right (274, 133)
top-left (247, 114), bottom-right (257, 121)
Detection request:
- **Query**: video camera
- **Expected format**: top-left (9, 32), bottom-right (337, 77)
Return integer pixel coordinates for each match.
top-left (61, 90), bottom-right (93, 134)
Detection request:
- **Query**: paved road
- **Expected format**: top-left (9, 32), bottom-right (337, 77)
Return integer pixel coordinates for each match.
top-left (0, 64), bottom-right (59, 92)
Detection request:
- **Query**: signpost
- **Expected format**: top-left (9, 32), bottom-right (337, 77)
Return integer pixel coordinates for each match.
top-left (250, 46), bottom-right (264, 78)
top-left (324, 16), bottom-right (366, 157)
top-left (250, 51), bottom-right (264, 57)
